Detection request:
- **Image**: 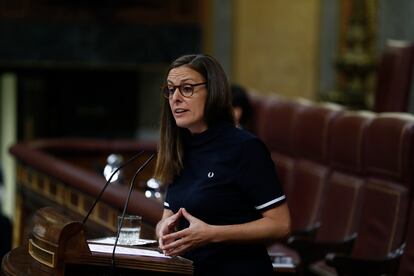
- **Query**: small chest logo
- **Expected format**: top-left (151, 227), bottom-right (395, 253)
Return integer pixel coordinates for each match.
top-left (207, 172), bottom-right (214, 178)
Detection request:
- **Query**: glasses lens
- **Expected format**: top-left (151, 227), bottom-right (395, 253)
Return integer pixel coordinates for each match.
top-left (181, 85), bottom-right (194, 97)
top-left (163, 86), bottom-right (172, 99)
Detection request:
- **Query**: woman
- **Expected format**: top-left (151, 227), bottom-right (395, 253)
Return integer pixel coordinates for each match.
top-left (231, 83), bottom-right (253, 130)
top-left (154, 54), bottom-right (291, 275)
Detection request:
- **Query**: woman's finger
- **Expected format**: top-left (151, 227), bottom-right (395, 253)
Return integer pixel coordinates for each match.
top-left (162, 228), bottom-right (188, 241)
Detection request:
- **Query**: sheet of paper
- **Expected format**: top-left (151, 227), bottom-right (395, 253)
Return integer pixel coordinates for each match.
top-left (272, 262), bottom-right (295, 268)
top-left (88, 236), bottom-right (156, 246)
top-left (88, 243), bottom-right (171, 259)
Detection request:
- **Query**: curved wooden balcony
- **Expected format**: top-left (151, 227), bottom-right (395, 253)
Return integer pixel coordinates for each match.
top-left (9, 138), bottom-right (163, 245)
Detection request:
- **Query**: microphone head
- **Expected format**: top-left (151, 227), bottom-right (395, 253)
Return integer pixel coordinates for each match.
top-left (104, 154), bottom-right (124, 182)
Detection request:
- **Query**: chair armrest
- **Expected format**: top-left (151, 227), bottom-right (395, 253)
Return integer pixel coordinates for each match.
top-left (289, 222), bottom-right (321, 240)
top-left (288, 233), bottom-right (356, 266)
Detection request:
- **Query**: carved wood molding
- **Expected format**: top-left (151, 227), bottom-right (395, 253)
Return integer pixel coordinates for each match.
top-left (10, 139), bottom-right (163, 242)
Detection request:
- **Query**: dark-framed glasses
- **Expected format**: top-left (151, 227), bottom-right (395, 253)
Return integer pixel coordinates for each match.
top-left (162, 82), bottom-right (206, 99)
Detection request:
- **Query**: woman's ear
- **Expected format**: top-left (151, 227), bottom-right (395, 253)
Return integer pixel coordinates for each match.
top-left (233, 106), bottom-right (243, 126)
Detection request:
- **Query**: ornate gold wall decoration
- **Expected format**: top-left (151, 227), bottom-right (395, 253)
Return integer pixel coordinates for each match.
top-left (326, 0), bottom-right (378, 109)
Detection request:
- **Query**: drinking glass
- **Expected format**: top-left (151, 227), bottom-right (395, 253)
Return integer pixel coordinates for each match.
top-left (118, 215), bottom-right (141, 245)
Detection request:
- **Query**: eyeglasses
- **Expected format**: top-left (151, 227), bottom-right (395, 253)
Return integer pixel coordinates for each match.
top-left (162, 82), bottom-right (206, 99)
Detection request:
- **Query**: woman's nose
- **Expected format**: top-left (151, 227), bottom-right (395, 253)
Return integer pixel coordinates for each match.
top-left (171, 87), bottom-right (183, 101)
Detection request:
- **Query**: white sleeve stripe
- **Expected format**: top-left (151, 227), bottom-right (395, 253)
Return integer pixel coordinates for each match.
top-left (255, 195), bottom-right (286, 210)
top-left (164, 202), bottom-right (170, 207)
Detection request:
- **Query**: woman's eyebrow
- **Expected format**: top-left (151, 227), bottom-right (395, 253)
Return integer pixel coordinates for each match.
top-left (167, 78), bottom-right (196, 84)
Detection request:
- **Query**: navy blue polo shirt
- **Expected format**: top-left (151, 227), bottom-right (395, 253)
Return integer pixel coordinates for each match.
top-left (164, 122), bottom-right (286, 275)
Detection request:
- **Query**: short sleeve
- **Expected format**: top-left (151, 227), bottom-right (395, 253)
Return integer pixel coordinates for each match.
top-left (238, 138), bottom-right (286, 211)
top-left (164, 190), bottom-right (172, 210)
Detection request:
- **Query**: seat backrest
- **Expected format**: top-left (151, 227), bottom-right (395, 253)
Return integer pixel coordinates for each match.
top-left (248, 92), bottom-right (275, 136)
top-left (260, 97), bottom-right (310, 156)
top-left (259, 97), bottom-right (310, 197)
top-left (351, 180), bottom-right (409, 259)
top-left (316, 111), bottom-right (374, 242)
top-left (288, 159), bottom-right (330, 231)
top-left (316, 172), bottom-right (364, 242)
top-left (351, 114), bottom-right (414, 258)
top-left (292, 102), bottom-right (343, 163)
top-left (363, 113), bottom-right (414, 199)
top-left (329, 111), bottom-right (375, 174)
top-left (374, 40), bottom-right (414, 113)
top-left (398, 200), bottom-right (414, 276)
top-left (288, 103), bottom-right (343, 231)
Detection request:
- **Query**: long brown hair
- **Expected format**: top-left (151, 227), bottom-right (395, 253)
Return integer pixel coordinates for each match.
top-left (154, 54), bottom-right (234, 184)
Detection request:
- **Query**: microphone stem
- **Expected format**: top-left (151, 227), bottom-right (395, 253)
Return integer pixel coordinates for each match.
top-left (111, 153), bottom-right (156, 272)
top-left (82, 150), bottom-right (145, 224)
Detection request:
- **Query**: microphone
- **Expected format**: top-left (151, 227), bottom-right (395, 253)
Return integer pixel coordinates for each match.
top-left (111, 153), bottom-right (156, 274)
top-left (82, 150), bottom-right (145, 225)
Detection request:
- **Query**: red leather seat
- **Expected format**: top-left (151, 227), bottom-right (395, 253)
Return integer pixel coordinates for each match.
top-left (351, 182), bottom-right (408, 259)
top-left (259, 97), bottom-right (310, 198)
top-left (363, 113), bottom-right (414, 197)
top-left (288, 103), bottom-right (343, 232)
top-left (248, 92), bottom-right (272, 136)
top-left (318, 111), bottom-right (374, 242)
top-left (374, 40), bottom-right (414, 113)
top-left (288, 111), bottom-right (374, 271)
top-left (311, 181), bottom-right (409, 276)
top-left (313, 114), bottom-right (414, 275)
top-left (266, 102), bottom-right (343, 273)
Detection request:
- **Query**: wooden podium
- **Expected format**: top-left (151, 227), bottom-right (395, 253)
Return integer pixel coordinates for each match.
top-left (1, 207), bottom-right (193, 275)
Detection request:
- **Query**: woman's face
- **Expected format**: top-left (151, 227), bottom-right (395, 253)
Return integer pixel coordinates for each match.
top-left (167, 66), bottom-right (208, 134)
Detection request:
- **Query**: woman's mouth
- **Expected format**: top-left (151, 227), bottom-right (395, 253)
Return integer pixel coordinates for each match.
top-left (174, 108), bottom-right (188, 115)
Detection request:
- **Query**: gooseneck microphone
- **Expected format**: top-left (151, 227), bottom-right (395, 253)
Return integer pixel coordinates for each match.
top-left (82, 150), bottom-right (145, 225)
top-left (111, 153), bottom-right (156, 274)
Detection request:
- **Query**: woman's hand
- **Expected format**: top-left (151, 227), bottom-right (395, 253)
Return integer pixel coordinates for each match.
top-left (157, 202), bottom-right (290, 257)
top-left (159, 208), bottom-right (213, 256)
top-left (156, 208), bottom-right (183, 249)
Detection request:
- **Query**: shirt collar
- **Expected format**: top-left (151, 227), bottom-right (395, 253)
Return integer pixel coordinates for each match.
top-left (182, 121), bottom-right (233, 148)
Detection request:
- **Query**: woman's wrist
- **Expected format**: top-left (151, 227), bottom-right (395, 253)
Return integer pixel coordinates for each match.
top-left (207, 225), bottom-right (222, 243)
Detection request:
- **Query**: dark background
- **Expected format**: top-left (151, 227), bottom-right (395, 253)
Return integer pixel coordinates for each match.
top-left (0, 0), bottom-right (202, 139)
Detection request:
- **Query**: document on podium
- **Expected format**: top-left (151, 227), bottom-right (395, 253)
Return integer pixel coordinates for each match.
top-left (88, 243), bottom-right (171, 259)
top-left (88, 236), bottom-right (157, 246)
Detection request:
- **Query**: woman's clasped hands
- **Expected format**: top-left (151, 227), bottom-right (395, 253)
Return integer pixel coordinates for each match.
top-left (157, 208), bottom-right (213, 256)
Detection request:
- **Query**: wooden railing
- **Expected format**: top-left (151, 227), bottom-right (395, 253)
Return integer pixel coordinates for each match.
top-left (9, 139), bottom-right (163, 246)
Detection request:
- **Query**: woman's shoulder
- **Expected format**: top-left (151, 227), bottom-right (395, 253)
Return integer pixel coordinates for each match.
top-left (231, 127), bottom-right (260, 142)
top-left (226, 127), bottom-right (268, 151)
